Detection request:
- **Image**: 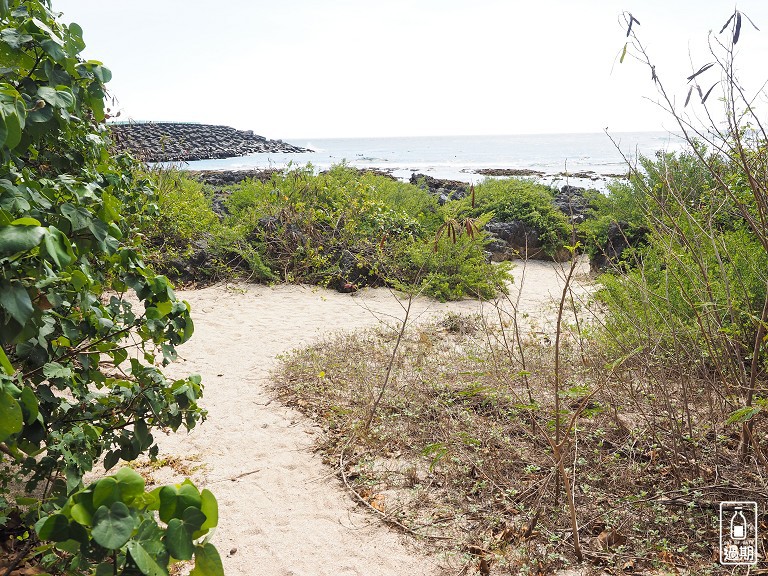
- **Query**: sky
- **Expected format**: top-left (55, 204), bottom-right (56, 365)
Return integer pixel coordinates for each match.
top-left (52, 0), bottom-right (768, 139)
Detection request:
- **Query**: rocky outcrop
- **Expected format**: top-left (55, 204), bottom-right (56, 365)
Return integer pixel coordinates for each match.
top-left (589, 222), bottom-right (648, 272)
top-left (473, 168), bottom-right (545, 177)
top-left (410, 173), bottom-right (468, 205)
top-left (109, 122), bottom-right (311, 162)
top-left (554, 185), bottom-right (590, 223)
top-left (484, 221), bottom-right (570, 262)
top-left (187, 169), bottom-right (282, 187)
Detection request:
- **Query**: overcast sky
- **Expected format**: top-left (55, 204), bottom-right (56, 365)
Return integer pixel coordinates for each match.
top-left (53, 1), bottom-right (768, 139)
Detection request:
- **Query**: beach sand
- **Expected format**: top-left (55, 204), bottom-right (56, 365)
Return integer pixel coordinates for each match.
top-left (144, 258), bottom-right (593, 575)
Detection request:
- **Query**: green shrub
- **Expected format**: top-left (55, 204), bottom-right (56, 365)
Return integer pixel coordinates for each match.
top-left (211, 165), bottom-right (509, 299)
top-left (392, 230), bottom-right (512, 302)
top-left (141, 168), bottom-right (274, 282)
top-left (596, 149), bottom-right (768, 371)
top-left (450, 178), bottom-right (571, 257)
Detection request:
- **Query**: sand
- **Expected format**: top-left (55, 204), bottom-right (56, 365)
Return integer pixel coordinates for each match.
top-left (148, 259), bottom-right (593, 575)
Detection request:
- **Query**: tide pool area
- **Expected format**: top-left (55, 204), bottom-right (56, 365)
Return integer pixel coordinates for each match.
top-left (176, 131), bottom-right (685, 189)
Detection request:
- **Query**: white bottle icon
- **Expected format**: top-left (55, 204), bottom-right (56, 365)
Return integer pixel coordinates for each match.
top-left (731, 507), bottom-right (747, 540)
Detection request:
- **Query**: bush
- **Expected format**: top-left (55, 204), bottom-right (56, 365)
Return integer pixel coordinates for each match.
top-left (0, 1), bottom-right (221, 573)
top-left (145, 164), bottom-right (510, 300)
top-left (450, 178), bottom-right (571, 258)
top-left (141, 168), bottom-right (275, 282)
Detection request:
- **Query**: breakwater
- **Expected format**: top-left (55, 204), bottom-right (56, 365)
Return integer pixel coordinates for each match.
top-left (108, 122), bottom-right (312, 162)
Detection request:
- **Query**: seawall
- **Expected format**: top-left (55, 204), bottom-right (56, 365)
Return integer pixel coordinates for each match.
top-left (108, 122), bottom-right (311, 162)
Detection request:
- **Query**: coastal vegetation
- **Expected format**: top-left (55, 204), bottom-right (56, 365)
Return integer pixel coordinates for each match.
top-left (2, 1), bottom-right (767, 575)
top-left (141, 165), bottom-right (527, 301)
top-left (274, 9), bottom-right (768, 575)
top-left (0, 1), bottom-right (222, 574)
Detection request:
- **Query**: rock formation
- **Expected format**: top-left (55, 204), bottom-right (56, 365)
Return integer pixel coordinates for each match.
top-left (109, 122), bottom-right (311, 162)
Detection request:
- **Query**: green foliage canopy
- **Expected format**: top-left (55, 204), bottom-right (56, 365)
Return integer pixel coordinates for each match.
top-left (0, 1), bottom-right (221, 573)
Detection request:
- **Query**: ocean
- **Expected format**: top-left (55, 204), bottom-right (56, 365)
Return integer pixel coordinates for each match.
top-left (180, 132), bottom-right (686, 190)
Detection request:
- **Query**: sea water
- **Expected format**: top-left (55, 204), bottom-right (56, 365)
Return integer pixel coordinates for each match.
top-left (179, 132), bottom-right (686, 189)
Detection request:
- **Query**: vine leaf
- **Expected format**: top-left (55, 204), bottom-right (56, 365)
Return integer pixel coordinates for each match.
top-left (91, 502), bottom-right (133, 549)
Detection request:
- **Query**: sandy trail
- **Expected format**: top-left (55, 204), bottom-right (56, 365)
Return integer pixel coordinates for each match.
top-left (151, 259), bottom-right (592, 575)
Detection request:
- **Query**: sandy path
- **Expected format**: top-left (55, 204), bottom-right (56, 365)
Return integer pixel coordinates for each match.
top-left (152, 259), bottom-right (592, 575)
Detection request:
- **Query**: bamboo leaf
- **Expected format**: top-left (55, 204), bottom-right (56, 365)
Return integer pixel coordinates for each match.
top-left (684, 86), bottom-right (693, 107)
top-left (686, 62), bottom-right (714, 82)
top-left (719, 11), bottom-right (736, 34)
top-left (702, 82), bottom-right (718, 104)
top-left (734, 11), bottom-right (742, 44)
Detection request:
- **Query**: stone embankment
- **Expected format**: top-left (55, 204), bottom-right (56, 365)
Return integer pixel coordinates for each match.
top-left (109, 122), bottom-right (311, 162)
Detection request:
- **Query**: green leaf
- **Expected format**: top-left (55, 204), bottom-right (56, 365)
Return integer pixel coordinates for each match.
top-left (158, 483), bottom-right (201, 523)
top-left (0, 224), bottom-right (46, 256)
top-left (35, 513), bottom-right (70, 542)
top-left (190, 543), bottom-right (224, 576)
top-left (104, 449), bottom-right (120, 471)
top-left (43, 362), bottom-right (72, 380)
top-left (127, 540), bottom-right (168, 576)
top-left (42, 226), bottom-right (75, 268)
top-left (114, 467), bottom-right (145, 505)
top-left (0, 346), bottom-right (14, 376)
top-left (91, 502), bottom-right (133, 549)
top-left (0, 111), bottom-right (6, 149)
top-left (95, 563), bottom-right (115, 576)
top-left (158, 486), bottom-right (178, 523)
top-left (70, 503), bottom-right (93, 526)
top-left (198, 489), bottom-right (218, 533)
top-left (40, 39), bottom-right (66, 63)
top-left (165, 518), bottom-right (194, 560)
top-left (0, 281), bottom-right (32, 326)
top-left (19, 386), bottom-right (38, 424)
top-left (93, 477), bottom-right (121, 508)
top-left (726, 406), bottom-right (761, 425)
top-left (0, 390), bottom-right (23, 443)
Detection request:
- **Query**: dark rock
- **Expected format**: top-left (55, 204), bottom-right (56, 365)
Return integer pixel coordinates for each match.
top-left (556, 170), bottom-right (601, 181)
top-left (554, 185), bottom-right (590, 223)
top-left (328, 249), bottom-right (380, 293)
top-left (410, 173), bottom-right (468, 202)
top-left (485, 221), bottom-right (543, 261)
top-left (473, 168), bottom-right (545, 177)
top-left (590, 221), bottom-right (648, 272)
top-left (109, 122), bottom-right (312, 163)
top-left (485, 220), bottom-right (570, 262)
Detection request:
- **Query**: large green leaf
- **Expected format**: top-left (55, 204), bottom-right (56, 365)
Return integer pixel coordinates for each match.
top-left (42, 226), bottom-right (75, 268)
top-left (0, 281), bottom-right (33, 325)
top-left (114, 467), bottom-right (145, 505)
top-left (190, 544), bottom-right (224, 576)
top-left (0, 346), bottom-right (14, 376)
top-left (164, 518), bottom-right (194, 560)
top-left (35, 513), bottom-right (70, 542)
top-left (0, 224), bottom-right (45, 256)
top-left (0, 389), bottom-right (23, 443)
top-left (91, 502), bottom-right (133, 549)
top-left (198, 489), bottom-right (218, 533)
top-left (127, 541), bottom-right (168, 576)
top-left (0, 111), bottom-right (7, 148)
top-left (158, 483), bottom-right (202, 523)
top-left (92, 477), bottom-right (120, 508)
top-left (0, 100), bottom-right (22, 149)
